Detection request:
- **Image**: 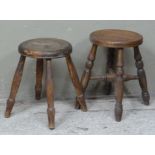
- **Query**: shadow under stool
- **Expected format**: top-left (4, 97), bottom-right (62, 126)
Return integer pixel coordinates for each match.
top-left (5, 38), bottom-right (87, 129)
top-left (76, 29), bottom-right (150, 121)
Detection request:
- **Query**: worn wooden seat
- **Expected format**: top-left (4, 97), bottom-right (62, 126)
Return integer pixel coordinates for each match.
top-left (76, 29), bottom-right (150, 122)
top-left (18, 38), bottom-right (72, 58)
top-left (90, 29), bottom-right (143, 48)
top-left (5, 38), bottom-right (87, 129)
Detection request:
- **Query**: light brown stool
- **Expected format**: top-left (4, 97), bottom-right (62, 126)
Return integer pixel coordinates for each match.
top-left (76, 29), bottom-right (150, 121)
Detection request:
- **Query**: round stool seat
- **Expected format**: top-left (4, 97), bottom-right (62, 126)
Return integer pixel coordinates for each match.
top-left (18, 38), bottom-right (72, 58)
top-left (90, 29), bottom-right (143, 48)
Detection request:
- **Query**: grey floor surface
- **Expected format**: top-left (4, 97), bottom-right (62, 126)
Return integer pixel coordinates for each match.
top-left (0, 96), bottom-right (155, 135)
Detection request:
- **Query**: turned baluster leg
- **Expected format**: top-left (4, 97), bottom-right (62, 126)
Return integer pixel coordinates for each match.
top-left (134, 46), bottom-right (150, 105)
top-left (104, 48), bottom-right (115, 95)
top-left (66, 55), bottom-right (87, 112)
top-left (45, 59), bottom-right (55, 129)
top-left (75, 44), bottom-right (98, 109)
top-left (35, 59), bottom-right (44, 100)
top-left (5, 55), bottom-right (26, 118)
top-left (114, 48), bottom-right (124, 122)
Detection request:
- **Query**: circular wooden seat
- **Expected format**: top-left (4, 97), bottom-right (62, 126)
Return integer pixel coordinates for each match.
top-left (90, 29), bottom-right (143, 48)
top-left (18, 38), bottom-right (72, 58)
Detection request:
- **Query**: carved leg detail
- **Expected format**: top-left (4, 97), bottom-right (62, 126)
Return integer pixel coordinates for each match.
top-left (66, 55), bottom-right (87, 112)
top-left (104, 48), bottom-right (115, 95)
top-left (35, 59), bottom-right (43, 100)
top-left (75, 44), bottom-right (98, 109)
top-left (45, 59), bottom-right (55, 129)
top-left (5, 55), bottom-right (26, 118)
top-left (134, 46), bottom-right (150, 105)
top-left (114, 48), bottom-right (124, 122)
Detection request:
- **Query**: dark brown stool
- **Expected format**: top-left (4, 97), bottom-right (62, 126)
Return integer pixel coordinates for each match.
top-left (76, 29), bottom-right (150, 121)
top-left (5, 38), bottom-right (87, 129)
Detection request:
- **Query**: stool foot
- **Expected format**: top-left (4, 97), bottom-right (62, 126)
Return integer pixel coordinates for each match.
top-left (75, 97), bottom-right (81, 109)
top-left (35, 59), bottom-right (43, 100)
top-left (47, 108), bottom-right (55, 129)
top-left (142, 91), bottom-right (150, 105)
top-left (5, 99), bottom-right (15, 118)
top-left (76, 95), bottom-right (87, 112)
top-left (115, 103), bottom-right (123, 122)
top-left (5, 112), bottom-right (11, 118)
top-left (5, 55), bottom-right (26, 118)
top-left (75, 96), bottom-right (87, 111)
top-left (35, 90), bottom-right (42, 100)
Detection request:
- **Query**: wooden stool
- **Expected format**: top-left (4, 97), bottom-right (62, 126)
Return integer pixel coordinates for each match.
top-left (76, 29), bottom-right (150, 121)
top-left (5, 38), bottom-right (87, 129)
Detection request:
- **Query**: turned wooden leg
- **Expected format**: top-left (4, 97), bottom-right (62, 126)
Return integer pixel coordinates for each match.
top-left (45, 59), bottom-right (55, 129)
top-left (114, 48), bottom-right (124, 122)
top-left (134, 46), bottom-right (150, 105)
top-left (5, 55), bottom-right (26, 118)
top-left (75, 44), bottom-right (98, 109)
top-left (104, 48), bottom-right (115, 95)
top-left (66, 55), bottom-right (87, 112)
top-left (35, 59), bottom-right (43, 100)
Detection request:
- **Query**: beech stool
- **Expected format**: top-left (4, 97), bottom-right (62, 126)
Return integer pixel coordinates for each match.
top-left (5, 38), bottom-right (87, 129)
top-left (76, 29), bottom-right (150, 121)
